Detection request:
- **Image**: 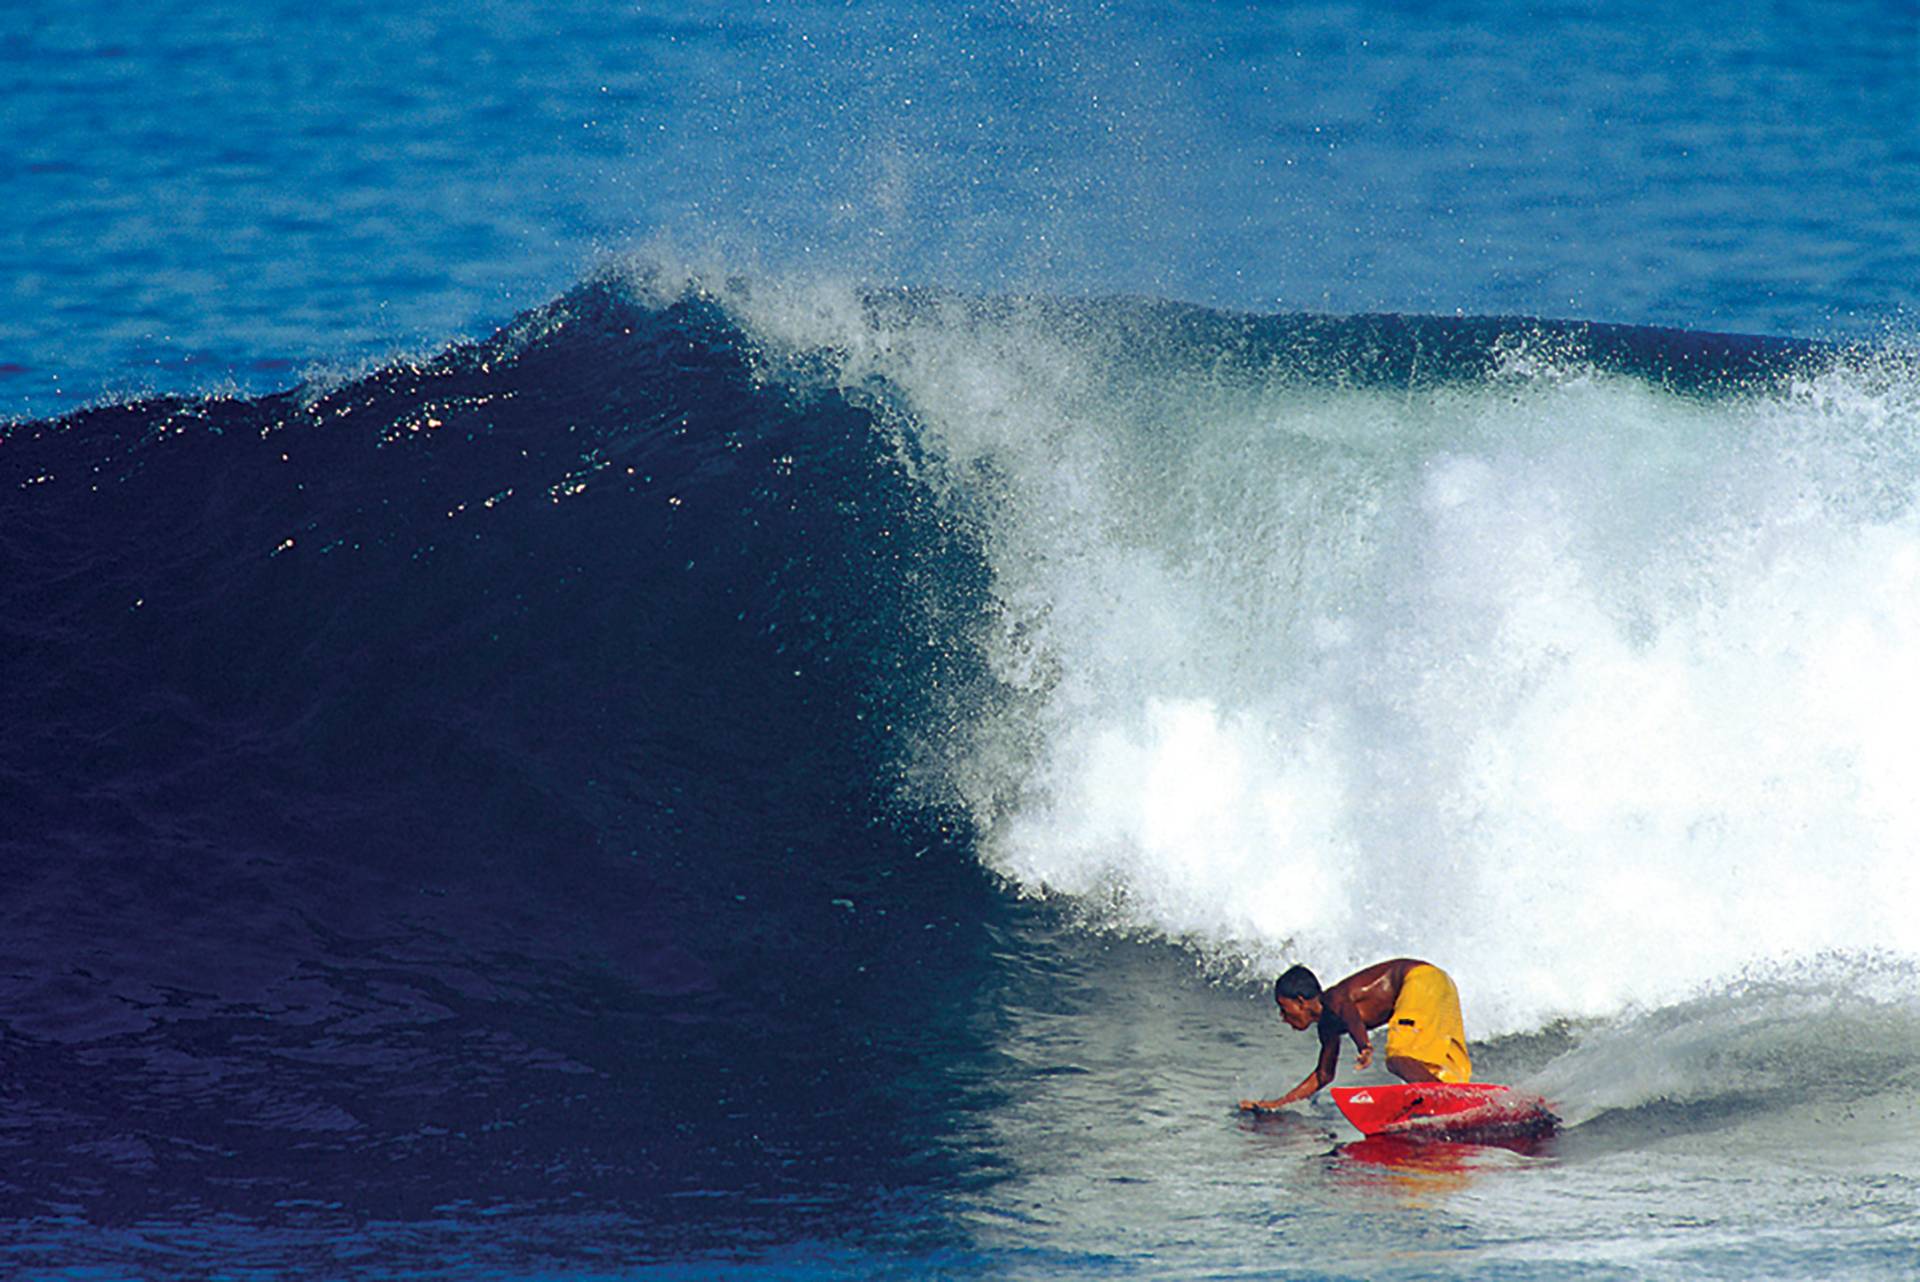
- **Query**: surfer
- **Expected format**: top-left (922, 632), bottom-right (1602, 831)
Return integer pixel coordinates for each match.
top-left (1237, 958), bottom-right (1472, 1112)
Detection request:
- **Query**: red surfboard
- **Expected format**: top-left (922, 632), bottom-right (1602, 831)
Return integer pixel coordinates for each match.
top-left (1330, 1082), bottom-right (1557, 1141)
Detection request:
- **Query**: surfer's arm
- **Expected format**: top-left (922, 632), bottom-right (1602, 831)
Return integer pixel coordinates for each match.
top-left (1237, 1071), bottom-right (1320, 1112)
top-left (1238, 1038), bottom-right (1341, 1111)
top-left (1329, 994), bottom-right (1373, 1069)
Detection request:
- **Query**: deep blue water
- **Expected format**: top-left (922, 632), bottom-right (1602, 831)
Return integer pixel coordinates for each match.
top-left (6, 2), bottom-right (1920, 1279)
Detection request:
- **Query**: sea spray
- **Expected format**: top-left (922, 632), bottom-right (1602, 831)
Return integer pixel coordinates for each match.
top-left (699, 268), bottom-right (1920, 1036)
top-left (1527, 952), bottom-right (1920, 1136)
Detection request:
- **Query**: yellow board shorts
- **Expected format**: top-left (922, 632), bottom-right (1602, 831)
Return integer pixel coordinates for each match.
top-left (1384, 964), bottom-right (1473, 1083)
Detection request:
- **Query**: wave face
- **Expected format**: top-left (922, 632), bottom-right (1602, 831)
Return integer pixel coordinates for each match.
top-left (6, 273), bottom-right (1920, 1254)
top-left (0, 281), bottom-right (1007, 1243)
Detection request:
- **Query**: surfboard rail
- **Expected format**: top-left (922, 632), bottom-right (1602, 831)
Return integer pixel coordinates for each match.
top-left (1330, 1082), bottom-right (1557, 1142)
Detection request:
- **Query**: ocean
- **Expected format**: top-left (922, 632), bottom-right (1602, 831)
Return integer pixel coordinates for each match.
top-left (4, 1), bottom-right (1918, 1278)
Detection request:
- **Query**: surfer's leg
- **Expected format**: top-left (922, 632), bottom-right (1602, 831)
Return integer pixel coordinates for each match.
top-left (1383, 965), bottom-right (1474, 1083)
top-left (1385, 1055), bottom-right (1443, 1083)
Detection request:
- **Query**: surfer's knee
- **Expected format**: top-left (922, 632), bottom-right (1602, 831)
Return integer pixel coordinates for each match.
top-left (1385, 1055), bottom-right (1442, 1084)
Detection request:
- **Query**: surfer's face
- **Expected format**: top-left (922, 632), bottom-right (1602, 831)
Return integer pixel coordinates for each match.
top-left (1277, 995), bottom-right (1319, 1030)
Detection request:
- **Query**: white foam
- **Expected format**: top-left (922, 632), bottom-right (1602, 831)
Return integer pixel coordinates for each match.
top-left (686, 266), bottom-right (1920, 1035)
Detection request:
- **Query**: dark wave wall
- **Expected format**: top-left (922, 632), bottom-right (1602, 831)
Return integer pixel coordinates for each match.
top-left (0, 281), bottom-right (1003, 1252)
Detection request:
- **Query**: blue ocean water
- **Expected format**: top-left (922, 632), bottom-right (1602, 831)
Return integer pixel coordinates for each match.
top-left (5, 2), bottom-right (1920, 1279)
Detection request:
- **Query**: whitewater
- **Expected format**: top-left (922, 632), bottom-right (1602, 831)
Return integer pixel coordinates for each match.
top-left (710, 271), bottom-right (1920, 1029)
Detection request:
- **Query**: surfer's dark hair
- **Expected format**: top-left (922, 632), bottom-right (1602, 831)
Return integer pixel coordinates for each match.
top-left (1274, 965), bottom-right (1321, 1003)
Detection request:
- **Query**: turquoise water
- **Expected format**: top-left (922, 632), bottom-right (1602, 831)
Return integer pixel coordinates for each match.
top-left (6, 0), bottom-right (1915, 419)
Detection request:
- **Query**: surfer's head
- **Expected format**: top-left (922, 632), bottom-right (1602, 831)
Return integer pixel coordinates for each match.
top-left (1274, 965), bottom-right (1322, 1029)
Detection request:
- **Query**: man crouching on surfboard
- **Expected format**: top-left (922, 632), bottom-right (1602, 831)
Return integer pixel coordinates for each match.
top-left (1238, 958), bottom-right (1472, 1112)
